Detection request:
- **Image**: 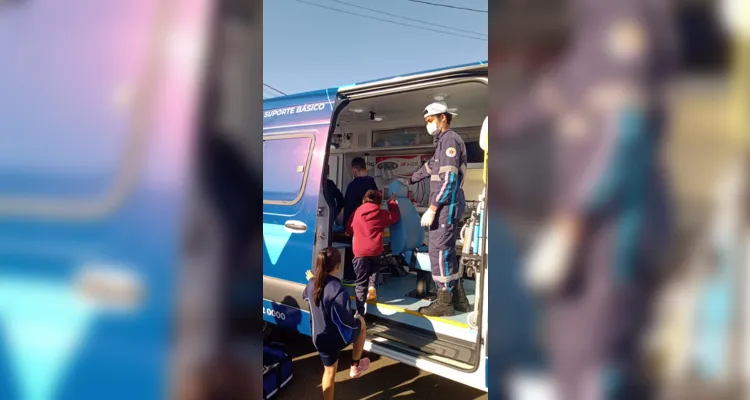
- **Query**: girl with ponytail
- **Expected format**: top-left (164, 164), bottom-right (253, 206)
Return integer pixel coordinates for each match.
top-left (302, 248), bottom-right (370, 400)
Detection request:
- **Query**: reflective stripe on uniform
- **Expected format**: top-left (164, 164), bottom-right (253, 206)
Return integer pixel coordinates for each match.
top-left (437, 172), bottom-right (455, 203)
top-left (433, 273), bottom-right (460, 283)
top-left (431, 175), bottom-right (441, 181)
top-left (437, 246), bottom-right (445, 279)
top-left (439, 165), bottom-right (459, 174)
top-left (449, 171), bottom-right (457, 222)
top-left (444, 249), bottom-right (449, 279)
top-left (433, 257), bottom-right (464, 283)
top-left (424, 163), bottom-right (433, 174)
top-left (460, 165), bottom-right (467, 188)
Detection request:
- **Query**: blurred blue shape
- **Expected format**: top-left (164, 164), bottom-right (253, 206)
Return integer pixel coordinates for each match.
top-left (263, 223), bottom-right (293, 265)
top-left (0, 276), bottom-right (98, 400)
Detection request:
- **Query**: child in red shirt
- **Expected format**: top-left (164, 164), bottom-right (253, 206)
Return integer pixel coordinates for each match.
top-left (346, 189), bottom-right (401, 316)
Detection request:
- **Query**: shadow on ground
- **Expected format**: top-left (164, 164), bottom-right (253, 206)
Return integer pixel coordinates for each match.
top-left (270, 329), bottom-right (487, 400)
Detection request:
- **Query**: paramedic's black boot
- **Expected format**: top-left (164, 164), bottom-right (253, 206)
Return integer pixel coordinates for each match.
top-left (452, 280), bottom-right (472, 313)
top-left (418, 288), bottom-right (454, 317)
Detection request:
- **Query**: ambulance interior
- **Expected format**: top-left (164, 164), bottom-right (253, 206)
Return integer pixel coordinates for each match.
top-left (324, 81), bottom-right (487, 362)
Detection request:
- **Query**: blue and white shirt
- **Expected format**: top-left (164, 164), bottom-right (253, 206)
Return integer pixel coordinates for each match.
top-left (302, 276), bottom-right (361, 351)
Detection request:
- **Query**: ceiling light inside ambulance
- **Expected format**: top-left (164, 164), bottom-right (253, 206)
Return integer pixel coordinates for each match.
top-left (350, 107), bottom-right (364, 113)
top-left (431, 94), bottom-right (449, 102)
top-left (374, 116), bottom-right (384, 122)
top-left (448, 108), bottom-right (458, 114)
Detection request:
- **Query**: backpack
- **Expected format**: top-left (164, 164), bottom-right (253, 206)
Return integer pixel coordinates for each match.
top-left (263, 342), bottom-right (293, 399)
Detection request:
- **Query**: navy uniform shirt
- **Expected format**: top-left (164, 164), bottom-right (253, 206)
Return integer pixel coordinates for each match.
top-left (412, 129), bottom-right (467, 220)
top-left (302, 276), bottom-right (361, 351)
top-left (343, 176), bottom-right (378, 229)
top-left (325, 178), bottom-right (344, 216)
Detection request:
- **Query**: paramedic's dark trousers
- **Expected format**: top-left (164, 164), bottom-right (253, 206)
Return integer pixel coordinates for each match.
top-left (353, 255), bottom-right (380, 315)
top-left (428, 203), bottom-right (464, 291)
top-left (547, 221), bottom-right (658, 400)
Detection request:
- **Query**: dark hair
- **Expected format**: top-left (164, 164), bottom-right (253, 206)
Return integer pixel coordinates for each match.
top-left (363, 189), bottom-right (382, 204)
top-left (313, 248), bottom-right (341, 307)
top-left (351, 157), bottom-right (367, 171)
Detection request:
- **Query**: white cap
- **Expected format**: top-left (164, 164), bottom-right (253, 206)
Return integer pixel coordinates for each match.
top-left (423, 102), bottom-right (457, 118)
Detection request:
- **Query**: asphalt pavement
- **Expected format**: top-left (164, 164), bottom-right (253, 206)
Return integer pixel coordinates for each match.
top-left (269, 329), bottom-right (487, 400)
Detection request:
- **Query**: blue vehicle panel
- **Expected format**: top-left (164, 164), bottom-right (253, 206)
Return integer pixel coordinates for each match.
top-left (0, 1), bottom-right (210, 398)
top-left (263, 89), bottom-right (337, 285)
top-left (262, 299), bottom-right (311, 337)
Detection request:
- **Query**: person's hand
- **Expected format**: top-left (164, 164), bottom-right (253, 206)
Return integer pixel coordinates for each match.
top-left (305, 270), bottom-right (314, 280)
top-left (420, 208), bottom-right (436, 227)
top-left (389, 193), bottom-right (397, 202)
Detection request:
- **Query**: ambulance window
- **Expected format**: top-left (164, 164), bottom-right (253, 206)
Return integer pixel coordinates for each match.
top-left (466, 142), bottom-right (485, 163)
top-left (263, 135), bottom-right (315, 204)
top-left (0, 0), bottom-right (163, 218)
top-left (454, 125), bottom-right (484, 163)
top-left (372, 126), bottom-right (433, 148)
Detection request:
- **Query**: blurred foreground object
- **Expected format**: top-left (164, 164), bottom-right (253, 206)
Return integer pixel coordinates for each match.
top-left (0, 0), bottom-right (222, 399)
top-left (523, 216), bottom-right (578, 295)
top-left (497, 0), bottom-right (678, 398)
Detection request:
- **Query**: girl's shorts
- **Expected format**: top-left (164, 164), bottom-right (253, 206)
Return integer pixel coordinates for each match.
top-left (317, 326), bottom-right (361, 366)
top-left (318, 349), bottom-right (341, 367)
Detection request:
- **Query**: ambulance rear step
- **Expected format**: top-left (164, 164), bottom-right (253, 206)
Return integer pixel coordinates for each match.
top-left (366, 317), bottom-right (478, 366)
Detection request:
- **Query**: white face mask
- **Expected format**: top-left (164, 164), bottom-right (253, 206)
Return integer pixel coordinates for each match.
top-left (426, 121), bottom-right (441, 136)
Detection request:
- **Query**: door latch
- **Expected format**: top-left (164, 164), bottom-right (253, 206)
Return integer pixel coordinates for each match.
top-left (284, 220), bottom-right (307, 233)
top-left (317, 207), bottom-right (325, 217)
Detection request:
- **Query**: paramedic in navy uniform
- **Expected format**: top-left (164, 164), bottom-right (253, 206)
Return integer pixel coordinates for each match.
top-left (402, 102), bottom-right (471, 317)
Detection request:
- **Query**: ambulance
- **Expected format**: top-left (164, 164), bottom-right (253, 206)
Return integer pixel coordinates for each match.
top-left (263, 62), bottom-right (490, 391)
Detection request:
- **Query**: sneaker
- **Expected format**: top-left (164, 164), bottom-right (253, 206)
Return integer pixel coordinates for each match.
top-left (349, 357), bottom-right (371, 378)
top-left (366, 287), bottom-right (377, 302)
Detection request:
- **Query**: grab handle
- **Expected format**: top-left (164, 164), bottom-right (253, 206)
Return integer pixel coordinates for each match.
top-left (284, 220), bottom-right (307, 233)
